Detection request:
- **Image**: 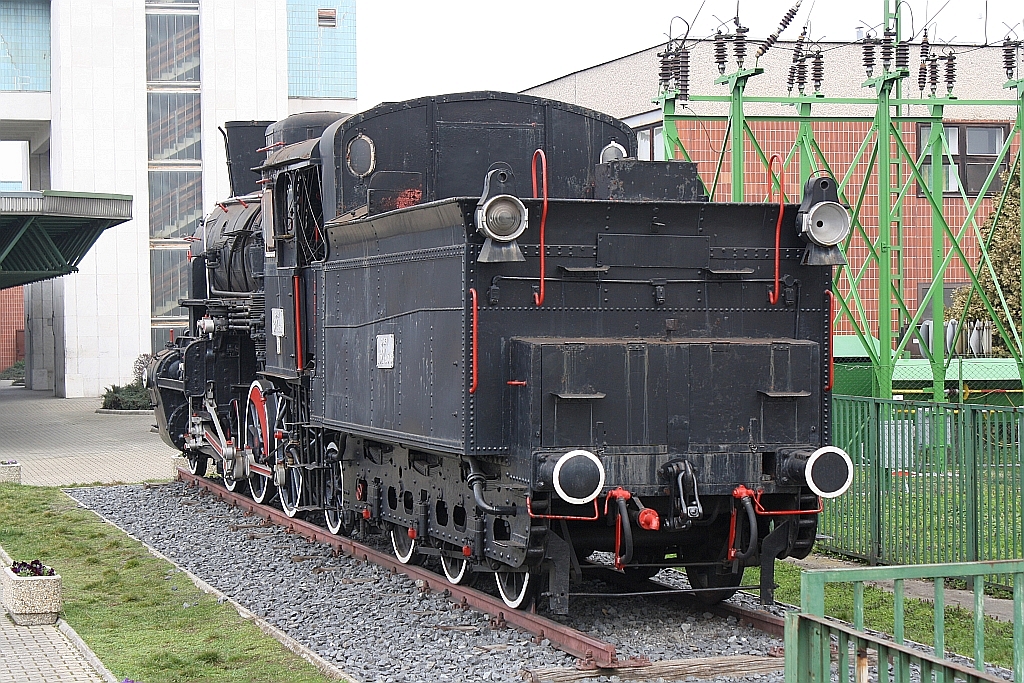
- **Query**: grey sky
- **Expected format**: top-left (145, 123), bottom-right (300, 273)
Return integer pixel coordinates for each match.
top-left (356, 0), bottom-right (1024, 110)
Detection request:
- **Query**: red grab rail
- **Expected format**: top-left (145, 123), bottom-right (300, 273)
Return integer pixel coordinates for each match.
top-left (766, 154), bottom-right (784, 306)
top-left (469, 287), bottom-right (478, 394)
top-left (531, 149), bottom-right (549, 307)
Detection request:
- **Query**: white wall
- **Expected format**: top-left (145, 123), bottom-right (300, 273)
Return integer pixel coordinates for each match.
top-left (199, 0), bottom-right (291, 205)
top-left (49, 0), bottom-right (150, 397)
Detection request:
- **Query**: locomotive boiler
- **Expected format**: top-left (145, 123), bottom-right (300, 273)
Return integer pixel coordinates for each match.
top-left (149, 92), bottom-right (854, 613)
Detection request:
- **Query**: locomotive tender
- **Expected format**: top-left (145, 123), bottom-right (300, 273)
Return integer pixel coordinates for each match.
top-left (149, 91), bottom-right (854, 613)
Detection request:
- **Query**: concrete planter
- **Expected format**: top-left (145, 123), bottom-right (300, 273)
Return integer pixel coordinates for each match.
top-left (0, 462), bottom-right (21, 484)
top-left (1, 566), bottom-right (62, 625)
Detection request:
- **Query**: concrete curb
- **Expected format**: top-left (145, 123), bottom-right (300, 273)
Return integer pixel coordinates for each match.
top-left (94, 408), bottom-right (154, 415)
top-left (57, 619), bottom-right (120, 683)
top-left (68, 491), bottom-right (360, 683)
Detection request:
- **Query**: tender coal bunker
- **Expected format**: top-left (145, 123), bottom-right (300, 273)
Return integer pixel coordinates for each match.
top-left (810, 450), bottom-right (850, 494)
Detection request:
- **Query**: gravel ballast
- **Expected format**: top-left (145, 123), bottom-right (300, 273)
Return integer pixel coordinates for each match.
top-left (66, 483), bottom-right (785, 683)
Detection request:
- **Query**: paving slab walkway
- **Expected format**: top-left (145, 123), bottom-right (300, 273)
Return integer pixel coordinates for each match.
top-left (0, 381), bottom-right (176, 486)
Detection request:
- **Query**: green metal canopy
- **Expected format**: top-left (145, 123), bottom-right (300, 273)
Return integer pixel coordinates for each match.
top-left (0, 191), bottom-right (132, 290)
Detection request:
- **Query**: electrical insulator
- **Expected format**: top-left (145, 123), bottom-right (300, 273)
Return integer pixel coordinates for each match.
top-left (944, 52), bottom-right (956, 94)
top-left (658, 46), bottom-right (674, 90)
top-left (812, 48), bottom-right (824, 92)
top-left (787, 63), bottom-right (798, 93)
top-left (675, 47), bottom-right (690, 100)
top-left (734, 25), bottom-right (749, 69)
top-left (881, 28), bottom-right (895, 70)
top-left (928, 56), bottom-right (939, 95)
top-left (796, 56), bottom-right (808, 93)
top-left (862, 39), bottom-right (876, 77)
top-left (756, 0), bottom-right (802, 60)
top-left (896, 41), bottom-right (910, 71)
top-left (918, 59), bottom-right (928, 92)
top-left (714, 31), bottom-right (728, 74)
top-left (1004, 39), bottom-right (1019, 80)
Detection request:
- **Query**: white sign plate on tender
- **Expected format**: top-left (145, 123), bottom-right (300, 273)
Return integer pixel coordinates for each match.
top-left (376, 334), bottom-right (395, 369)
top-left (271, 308), bottom-right (285, 337)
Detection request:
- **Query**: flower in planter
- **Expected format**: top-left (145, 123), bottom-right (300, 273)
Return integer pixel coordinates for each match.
top-left (11, 560), bottom-right (56, 577)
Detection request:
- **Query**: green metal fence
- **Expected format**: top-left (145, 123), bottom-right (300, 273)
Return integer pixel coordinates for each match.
top-left (785, 560), bottom-right (1024, 683)
top-left (823, 396), bottom-right (1024, 585)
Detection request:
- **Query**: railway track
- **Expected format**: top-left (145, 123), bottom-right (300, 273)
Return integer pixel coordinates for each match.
top-left (175, 467), bottom-right (786, 672)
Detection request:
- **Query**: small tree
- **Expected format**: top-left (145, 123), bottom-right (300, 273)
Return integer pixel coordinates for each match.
top-left (948, 174), bottom-right (1021, 357)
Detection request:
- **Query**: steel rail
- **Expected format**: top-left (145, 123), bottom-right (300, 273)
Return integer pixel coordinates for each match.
top-left (175, 468), bottom-right (640, 669)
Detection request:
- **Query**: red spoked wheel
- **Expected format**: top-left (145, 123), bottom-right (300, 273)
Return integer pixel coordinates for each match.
top-left (245, 380), bottom-right (278, 504)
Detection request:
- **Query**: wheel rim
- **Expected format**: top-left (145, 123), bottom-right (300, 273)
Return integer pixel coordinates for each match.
top-left (495, 570), bottom-right (532, 609)
top-left (223, 467), bottom-right (240, 492)
top-left (186, 452), bottom-right (207, 476)
top-left (440, 554), bottom-right (469, 585)
top-left (390, 526), bottom-right (418, 564)
top-left (245, 381), bottom-right (276, 505)
top-left (324, 465), bottom-right (343, 534)
top-left (279, 466), bottom-right (302, 517)
top-left (250, 471), bottom-right (273, 504)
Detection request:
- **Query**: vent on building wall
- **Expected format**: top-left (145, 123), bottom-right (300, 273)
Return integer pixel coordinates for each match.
top-left (317, 9), bottom-right (337, 27)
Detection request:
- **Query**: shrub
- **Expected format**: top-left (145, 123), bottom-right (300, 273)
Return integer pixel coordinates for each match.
top-left (102, 383), bottom-right (153, 411)
top-left (0, 360), bottom-right (25, 380)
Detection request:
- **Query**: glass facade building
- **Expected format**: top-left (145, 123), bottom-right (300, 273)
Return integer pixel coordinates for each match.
top-left (287, 0), bottom-right (356, 99)
top-left (146, 0), bottom-right (201, 350)
top-left (0, 0), bottom-right (50, 92)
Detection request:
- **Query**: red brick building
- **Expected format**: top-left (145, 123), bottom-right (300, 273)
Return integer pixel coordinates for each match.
top-left (0, 286), bottom-right (25, 371)
top-left (525, 40), bottom-right (1019, 341)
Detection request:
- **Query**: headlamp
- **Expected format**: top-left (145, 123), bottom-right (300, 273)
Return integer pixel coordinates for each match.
top-left (475, 194), bottom-right (528, 243)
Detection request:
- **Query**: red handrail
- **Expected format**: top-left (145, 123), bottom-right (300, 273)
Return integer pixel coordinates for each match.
top-left (469, 287), bottom-right (478, 394)
top-left (531, 149), bottom-right (549, 306)
top-left (766, 154), bottom-right (784, 305)
top-left (825, 290), bottom-right (835, 391)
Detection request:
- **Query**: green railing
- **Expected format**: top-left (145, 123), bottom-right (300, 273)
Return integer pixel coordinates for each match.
top-left (823, 396), bottom-right (1024, 585)
top-left (785, 560), bottom-right (1024, 683)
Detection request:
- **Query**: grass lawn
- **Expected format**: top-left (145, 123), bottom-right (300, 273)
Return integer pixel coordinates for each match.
top-left (0, 483), bottom-right (337, 683)
top-left (743, 561), bottom-right (1016, 669)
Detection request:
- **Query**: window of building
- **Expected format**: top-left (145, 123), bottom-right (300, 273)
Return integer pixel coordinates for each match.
top-left (317, 8), bottom-right (337, 27)
top-left (916, 122), bottom-right (1009, 197)
top-left (149, 170), bottom-right (203, 239)
top-left (145, 14), bottom-right (200, 83)
top-left (150, 248), bottom-right (190, 319)
top-left (635, 124), bottom-right (665, 161)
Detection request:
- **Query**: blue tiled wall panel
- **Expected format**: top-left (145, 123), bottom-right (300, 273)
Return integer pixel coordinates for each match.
top-left (0, 0), bottom-right (50, 92)
top-left (287, 0), bottom-right (356, 99)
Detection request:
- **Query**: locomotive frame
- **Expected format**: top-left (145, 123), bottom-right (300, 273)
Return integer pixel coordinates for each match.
top-left (149, 92), bottom-right (854, 613)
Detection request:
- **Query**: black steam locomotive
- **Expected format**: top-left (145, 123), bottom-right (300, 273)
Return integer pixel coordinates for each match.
top-left (149, 92), bottom-right (853, 613)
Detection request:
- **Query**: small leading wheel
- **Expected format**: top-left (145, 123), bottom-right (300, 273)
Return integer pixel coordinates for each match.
top-left (249, 470), bottom-right (273, 504)
top-left (440, 550), bottom-right (474, 586)
top-left (390, 525), bottom-right (422, 565)
top-left (323, 463), bottom-right (345, 535)
top-left (685, 565), bottom-right (744, 606)
top-left (185, 451), bottom-right (209, 477)
top-left (221, 460), bottom-right (241, 492)
top-left (278, 465), bottom-right (303, 518)
top-left (495, 569), bottom-right (536, 609)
